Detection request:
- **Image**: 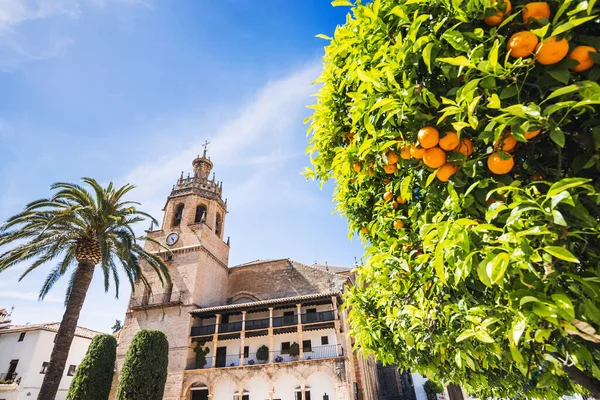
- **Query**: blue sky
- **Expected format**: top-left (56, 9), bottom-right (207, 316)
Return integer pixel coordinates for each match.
top-left (0, 0), bottom-right (363, 332)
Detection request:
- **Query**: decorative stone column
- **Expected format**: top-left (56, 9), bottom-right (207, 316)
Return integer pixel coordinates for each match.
top-left (301, 383), bottom-right (306, 400)
top-left (268, 307), bottom-right (274, 363)
top-left (240, 311), bottom-right (247, 366)
top-left (212, 314), bottom-right (221, 367)
top-left (297, 303), bottom-right (304, 360)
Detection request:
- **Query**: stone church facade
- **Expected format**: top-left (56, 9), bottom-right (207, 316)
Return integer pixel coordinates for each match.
top-left (110, 153), bottom-right (420, 400)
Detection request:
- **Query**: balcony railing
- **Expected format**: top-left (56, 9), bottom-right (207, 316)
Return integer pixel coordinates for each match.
top-left (130, 291), bottom-right (182, 309)
top-left (0, 372), bottom-right (18, 384)
top-left (190, 311), bottom-right (336, 337)
top-left (301, 310), bottom-right (335, 324)
top-left (187, 345), bottom-right (341, 371)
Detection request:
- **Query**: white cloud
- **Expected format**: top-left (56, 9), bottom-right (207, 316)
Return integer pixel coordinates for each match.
top-left (0, 0), bottom-right (80, 26)
top-left (122, 62), bottom-right (322, 220)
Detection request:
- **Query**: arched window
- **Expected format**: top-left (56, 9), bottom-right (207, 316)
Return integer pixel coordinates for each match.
top-left (194, 205), bottom-right (206, 224)
top-left (173, 204), bottom-right (184, 227)
top-left (215, 214), bottom-right (222, 237)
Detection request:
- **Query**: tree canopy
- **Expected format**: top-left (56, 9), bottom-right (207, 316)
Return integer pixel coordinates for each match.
top-left (307, 0), bottom-right (600, 398)
top-left (67, 334), bottom-right (117, 400)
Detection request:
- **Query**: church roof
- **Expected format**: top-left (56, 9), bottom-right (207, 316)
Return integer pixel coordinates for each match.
top-left (231, 258), bottom-right (353, 275)
top-left (0, 322), bottom-right (104, 340)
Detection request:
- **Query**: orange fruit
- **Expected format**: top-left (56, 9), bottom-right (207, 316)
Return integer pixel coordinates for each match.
top-left (393, 220), bottom-right (404, 229)
top-left (536, 37), bottom-right (569, 65)
top-left (456, 138), bottom-right (474, 156)
top-left (352, 161), bottom-right (363, 172)
top-left (507, 31), bottom-right (539, 58)
top-left (418, 126), bottom-right (440, 149)
top-left (569, 46), bottom-right (597, 72)
top-left (487, 152), bottom-right (515, 174)
top-left (383, 179), bottom-right (391, 184)
top-left (345, 132), bottom-right (355, 142)
top-left (423, 147), bottom-right (447, 169)
top-left (400, 145), bottom-right (412, 159)
top-left (392, 201), bottom-right (399, 209)
top-left (522, 2), bottom-right (551, 24)
top-left (383, 164), bottom-right (397, 174)
top-left (386, 150), bottom-right (400, 165)
top-left (410, 144), bottom-right (426, 159)
top-left (525, 128), bottom-right (541, 139)
top-left (369, 166), bottom-right (375, 176)
top-left (484, 0), bottom-right (512, 26)
top-left (360, 227), bottom-right (369, 234)
top-left (532, 172), bottom-right (544, 181)
top-left (383, 191), bottom-right (394, 202)
top-left (436, 163), bottom-right (459, 182)
top-left (494, 132), bottom-right (517, 152)
top-left (439, 131), bottom-right (459, 151)
top-left (396, 196), bottom-right (407, 204)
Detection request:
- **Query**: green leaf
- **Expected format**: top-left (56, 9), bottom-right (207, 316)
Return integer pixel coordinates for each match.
top-left (456, 330), bottom-right (475, 342)
top-left (544, 246), bottom-right (580, 263)
top-left (500, 85), bottom-right (518, 99)
top-left (474, 329), bottom-right (494, 343)
top-left (547, 178), bottom-right (592, 197)
top-left (520, 296), bottom-right (540, 306)
top-left (551, 293), bottom-right (575, 319)
top-left (552, 16), bottom-right (597, 37)
top-left (437, 56), bottom-right (475, 68)
top-left (315, 34), bottom-right (333, 40)
top-left (442, 31), bottom-right (470, 52)
top-left (511, 317), bottom-right (527, 345)
top-left (489, 252), bottom-right (510, 284)
top-left (331, 0), bottom-right (353, 6)
top-left (510, 345), bottom-right (524, 363)
top-left (546, 67), bottom-right (571, 84)
top-left (552, 210), bottom-right (567, 226)
top-left (550, 128), bottom-right (565, 147)
top-left (423, 42), bottom-right (434, 73)
top-left (487, 93), bottom-right (501, 109)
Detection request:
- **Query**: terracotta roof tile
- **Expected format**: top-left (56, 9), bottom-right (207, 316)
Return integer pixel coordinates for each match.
top-left (0, 322), bottom-right (104, 340)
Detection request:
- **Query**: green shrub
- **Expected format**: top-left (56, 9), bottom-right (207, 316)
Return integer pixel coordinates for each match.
top-left (66, 334), bottom-right (117, 400)
top-left (116, 330), bottom-right (169, 400)
top-left (256, 345), bottom-right (269, 362)
top-left (194, 344), bottom-right (209, 369)
top-left (289, 342), bottom-right (300, 357)
top-left (423, 380), bottom-right (444, 400)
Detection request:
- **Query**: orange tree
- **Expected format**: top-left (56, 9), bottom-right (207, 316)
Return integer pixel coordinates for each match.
top-left (306, 0), bottom-right (600, 398)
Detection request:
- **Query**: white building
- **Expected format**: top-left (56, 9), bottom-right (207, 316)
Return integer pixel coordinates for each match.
top-left (0, 310), bottom-right (103, 400)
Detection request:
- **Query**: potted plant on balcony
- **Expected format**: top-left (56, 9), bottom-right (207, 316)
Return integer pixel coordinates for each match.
top-left (194, 344), bottom-right (210, 369)
top-left (275, 355), bottom-right (283, 363)
top-left (256, 345), bottom-right (269, 364)
top-left (289, 342), bottom-right (300, 361)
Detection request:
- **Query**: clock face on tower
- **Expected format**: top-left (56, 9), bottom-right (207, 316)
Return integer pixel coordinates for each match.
top-left (166, 233), bottom-right (179, 246)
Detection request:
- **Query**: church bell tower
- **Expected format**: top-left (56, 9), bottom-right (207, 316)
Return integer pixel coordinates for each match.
top-left (112, 147), bottom-right (231, 400)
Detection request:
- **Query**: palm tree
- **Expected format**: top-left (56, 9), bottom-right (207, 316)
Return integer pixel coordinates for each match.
top-left (0, 178), bottom-right (170, 400)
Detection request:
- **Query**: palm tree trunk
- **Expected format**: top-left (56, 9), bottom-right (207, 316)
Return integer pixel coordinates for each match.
top-left (38, 262), bottom-right (95, 400)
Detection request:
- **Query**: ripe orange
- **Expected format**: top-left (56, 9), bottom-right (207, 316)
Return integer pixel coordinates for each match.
top-left (532, 172), bottom-right (544, 181)
top-left (352, 161), bottom-right (363, 172)
top-left (536, 37), bottom-right (569, 65)
top-left (400, 145), bottom-right (412, 160)
top-left (418, 126), bottom-right (440, 149)
top-left (369, 166), bottom-right (375, 176)
top-left (569, 46), bottom-right (597, 72)
top-left (383, 179), bottom-right (391, 184)
top-left (484, 0), bottom-right (512, 26)
top-left (345, 132), bottom-right (355, 142)
top-left (410, 144), bottom-right (426, 159)
top-left (392, 201), bottom-right (399, 210)
top-left (423, 147), bottom-right (447, 169)
top-left (436, 163), bottom-right (459, 182)
top-left (439, 131), bottom-right (459, 151)
top-left (487, 152), bottom-right (515, 174)
top-left (383, 164), bottom-right (397, 174)
top-left (393, 220), bottom-right (404, 229)
top-left (383, 191), bottom-right (394, 202)
top-left (508, 31), bottom-right (539, 58)
top-left (525, 128), bottom-right (541, 139)
top-left (360, 227), bottom-right (369, 234)
top-left (396, 195), bottom-right (407, 204)
top-left (522, 2), bottom-right (551, 24)
top-left (494, 132), bottom-right (517, 152)
top-left (456, 138), bottom-right (474, 156)
top-left (386, 150), bottom-right (400, 165)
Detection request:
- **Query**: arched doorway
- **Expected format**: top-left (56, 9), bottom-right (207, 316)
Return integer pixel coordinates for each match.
top-left (214, 378), bottom-right (237, 400)
top-left (307, 371), bottom-right (337, 400)
top-left (273, 374), bottom-right (302, 400)
top-left (244, 376), bottom-right (270, 400)
top-left (190, 382), bottom-right (209, 400)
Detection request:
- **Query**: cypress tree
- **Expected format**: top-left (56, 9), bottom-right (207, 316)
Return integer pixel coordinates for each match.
top-left (116, 330), bottom-right (169, 400)
top-left (66, 334), bottom-right (117, 400)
